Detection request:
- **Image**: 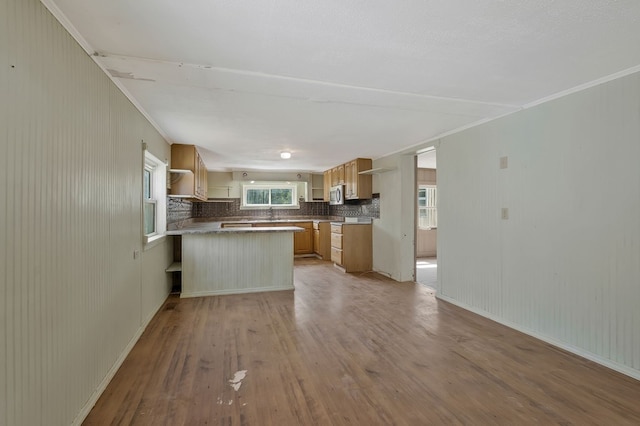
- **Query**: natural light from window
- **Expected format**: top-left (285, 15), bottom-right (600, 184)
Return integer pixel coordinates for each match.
top-left (418, 185), bottom-right (437, 229)
top-left (242, 183), bottom-right (298, 208)
top-left (143, 149), bottom-right (167, 248)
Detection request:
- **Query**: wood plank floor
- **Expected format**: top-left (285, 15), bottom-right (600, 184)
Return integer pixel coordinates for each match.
top-left (83, 258), bottom-right (640, 425)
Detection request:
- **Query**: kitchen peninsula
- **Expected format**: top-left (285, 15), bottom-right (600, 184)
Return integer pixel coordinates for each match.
top-left (167, 223), bottom-right (303, 298)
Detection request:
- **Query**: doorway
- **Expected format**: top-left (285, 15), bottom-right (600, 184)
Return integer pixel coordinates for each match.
top-left (415, 149), bottom-right (437, 290)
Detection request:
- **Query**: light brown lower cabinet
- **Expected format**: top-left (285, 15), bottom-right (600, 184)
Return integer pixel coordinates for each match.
top-left (253, 221), bottom-right (313, 255)
top-left (330, 223), bottom-right (372, 272)
top-left (313, 221), bottom-right (331, 260)
top-left (292, 222), bottom-right (313, 255)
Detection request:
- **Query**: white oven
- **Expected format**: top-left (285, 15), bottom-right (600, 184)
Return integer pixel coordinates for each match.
top-left (329, 185), bottom-right (344, 205)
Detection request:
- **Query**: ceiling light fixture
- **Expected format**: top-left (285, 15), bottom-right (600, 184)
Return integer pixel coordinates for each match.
top-left (280, 151), bottom-right (291, 159)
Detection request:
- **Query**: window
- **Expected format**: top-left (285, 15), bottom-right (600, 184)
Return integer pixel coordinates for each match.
top-left (418, 185), bottom-right (437, 229)
top-left (143, 167), bottom-right (157, 235)
top-left (242, 184), bottom-right (298, 208)
top-left (143, 150), bottom-right (167, 248)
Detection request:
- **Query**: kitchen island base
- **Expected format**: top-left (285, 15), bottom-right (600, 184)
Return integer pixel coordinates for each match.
top-left (180, 230), bottom-right (296, 298)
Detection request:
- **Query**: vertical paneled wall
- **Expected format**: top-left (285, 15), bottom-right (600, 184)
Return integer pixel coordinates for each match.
top-left (371, 154), bottom-right (416, 282)
top-left (437, 71), bottom-right (640, 378)
top-left (0, 1), bottom-right (173, 425)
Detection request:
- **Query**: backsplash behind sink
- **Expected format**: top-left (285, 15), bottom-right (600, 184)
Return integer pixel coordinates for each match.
top-left (167, 194), bottom-right (380, 224)
top-left (192, 199), bottom-right (329, 218)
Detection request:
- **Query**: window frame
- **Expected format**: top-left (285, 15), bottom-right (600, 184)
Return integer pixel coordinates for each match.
top-left (143, 150), bottom-right (167, 249)
top-left (241, 183), bottom-right (299, 209)
top-left (417, 184), bottom-right (437, 230)
top-left (143, 166), bottom-right (157, 237)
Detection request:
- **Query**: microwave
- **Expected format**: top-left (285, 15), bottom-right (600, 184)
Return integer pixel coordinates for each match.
top-left (329, 185), bottom-right (344, 205)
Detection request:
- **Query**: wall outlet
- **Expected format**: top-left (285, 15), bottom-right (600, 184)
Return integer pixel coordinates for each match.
top-left (133, 250), bottom-right (140, 259)
top-left (500, 156), bottom-right (508, 169)
top-left (501, 208), bottom-right (509, 220)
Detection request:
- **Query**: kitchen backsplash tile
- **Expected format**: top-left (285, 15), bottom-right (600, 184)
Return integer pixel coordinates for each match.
top-left (328, 194), bottom-right (380, 218)
top-left (167, 194), bottom-right (380, 221)
top-left (192, 199), bottom-right (330, 218)
top-left (167, 197), bottom-right (193, 224)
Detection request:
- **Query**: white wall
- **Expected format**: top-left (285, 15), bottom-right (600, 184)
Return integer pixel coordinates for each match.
top-left (416, 229), bottom-right (437, 257)
top-left (0, 1), bottom-right (173, 425)
top-left (375, 70), bottom-right (640, 379)
top-left (208, 170), bottom-right (311, 201)
top-left (372, 154), bottom-right (416, 282)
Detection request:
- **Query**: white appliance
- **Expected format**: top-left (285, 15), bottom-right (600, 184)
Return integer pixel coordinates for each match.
top-left (329, 185), bottom-right (344, 205)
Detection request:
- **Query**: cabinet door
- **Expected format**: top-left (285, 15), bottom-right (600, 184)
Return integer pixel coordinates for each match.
top-left (293, 222), bottom-right (313, 254)
top-left (318, 222), bottom-right (332, 260)
top-left (347, 158), bottom-right (372, 200)
top-left (331, 247), bottom-right (343, 265)
top-left (345, 160), bottom-right (356, 199)
top-left (336, 164), bottom-right (345, 184)
top-left (323, 170), bottom-right (331, 201)
top-left (313, 230), bottom-right (320, 254)
top-left (340, 224), bottom-right (372, 272)
top-left (331, 167), bottom-right (339, 186)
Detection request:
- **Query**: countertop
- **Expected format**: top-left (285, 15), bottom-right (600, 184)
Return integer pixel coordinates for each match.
top-left (330, 218), bottom-right (373, 226)
top-left (221, 218), bottom-right (335, 225)
top-left (167, 216), bottom-right (373, 234)
top-left (166, 223), bottom-right (304, 235)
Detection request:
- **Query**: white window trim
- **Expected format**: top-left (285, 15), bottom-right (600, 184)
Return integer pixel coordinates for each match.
top-left (241, 183), bottom-right (300, 209)
top-left (143, 150), bottom-right (167, 249)
top-left (418, 184), bottom-right (437, 230)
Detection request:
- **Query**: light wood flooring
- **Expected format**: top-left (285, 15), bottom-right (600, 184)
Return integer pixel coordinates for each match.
top-left (84, 258), bottom-right (640, 425)
top-left (416, 257), bottom-right (437, 289)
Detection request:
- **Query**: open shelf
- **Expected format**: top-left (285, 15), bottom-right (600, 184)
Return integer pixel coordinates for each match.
top-left (358, 167), bottom-right (396, 175)
top-left (165, 262), bottom-right (182, 273)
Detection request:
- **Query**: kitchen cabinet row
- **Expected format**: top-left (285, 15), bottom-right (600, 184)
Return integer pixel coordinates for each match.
top-left (220, 220), bottom-right (371, 271)
top-left (169, 144), bottom-right (208, 201)
top-left (323, 158), bottom-right (373, 201)
top-left (169, 147), bottom-right (373, 204)
top-left (222, 221), bottom-right (320, 256)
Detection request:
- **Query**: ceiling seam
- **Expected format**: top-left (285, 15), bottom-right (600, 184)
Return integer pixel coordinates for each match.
top-left (97, 52), bottom-right (521, 110)
top-left (39, 0), bottom-right (173, 144)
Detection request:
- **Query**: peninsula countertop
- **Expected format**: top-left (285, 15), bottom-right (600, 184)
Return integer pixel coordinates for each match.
top-left (166, 222), bottom-right (304, 235)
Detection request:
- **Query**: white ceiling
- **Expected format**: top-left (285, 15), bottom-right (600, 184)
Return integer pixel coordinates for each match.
top-left (44, 0), bottom-right (640, 172)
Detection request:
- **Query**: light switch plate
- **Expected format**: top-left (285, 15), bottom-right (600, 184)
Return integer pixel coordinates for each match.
top-left (500, 156), bottom-right (508, 169)
top-left (501, 208), bottom-right (509, 220)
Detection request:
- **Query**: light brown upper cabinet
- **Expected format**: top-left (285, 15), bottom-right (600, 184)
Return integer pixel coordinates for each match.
top-left (323, 170), bottom-right (332, 201)
top-left (324, 158), bottom-right (373, 200)
top-left (292, 222), bottom-right (314, 255)
top-left (345, 158), bottom-right (372, 200)
top-left (170, 144), bottom-right (208, 201)
top-left (331, 164), bottom-right (345, 186)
